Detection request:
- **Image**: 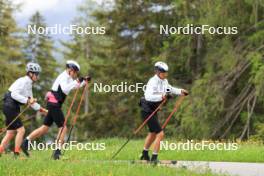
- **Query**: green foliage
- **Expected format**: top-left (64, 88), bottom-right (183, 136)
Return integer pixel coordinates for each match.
top-left (0, 0), bottom-right (264, 141)
top-left (72, 0), bottom-right (264, 140)
top-left (0, 0), bottom-right (24, 128)
top-left (179, 75), bottom-right (224, 138)
top-left (251, 123), bottom-right (264, 140)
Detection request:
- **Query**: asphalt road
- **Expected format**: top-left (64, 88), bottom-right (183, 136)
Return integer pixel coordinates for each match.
top-left (173, 161), bottom-right (263, 176)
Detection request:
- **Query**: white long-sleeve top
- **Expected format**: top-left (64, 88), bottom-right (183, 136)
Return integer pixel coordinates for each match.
top-left (51, 70), bottom-right (85, 95)
top-left (8, 76), bottom-right (41, 111)
top-left (144, 75), bottom-right (182, 102)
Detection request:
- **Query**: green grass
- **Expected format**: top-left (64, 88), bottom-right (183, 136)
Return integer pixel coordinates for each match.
top-left (101, 138), bottom-right (264, 163)
top-left (1, 138), bottom-right (263, 176)
top-left (159, 140), bottom-right (264, 163)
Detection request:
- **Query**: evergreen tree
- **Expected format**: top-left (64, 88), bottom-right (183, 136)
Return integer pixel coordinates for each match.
top-left (0, 0), bottom-right (24, 127)
top-left (89, 0), bottom-right (264, 139)
top-left (62, 0), bottom-right (264, 140)
top-left (63, 0), bottom-right (183, 138)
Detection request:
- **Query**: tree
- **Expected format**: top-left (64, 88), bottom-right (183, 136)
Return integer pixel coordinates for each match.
top-left (0, 0), bottom-right (24, 127)
top-left (64, 0), bottom-right (264, 140)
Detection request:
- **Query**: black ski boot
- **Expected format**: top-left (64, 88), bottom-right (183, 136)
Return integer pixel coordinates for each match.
top-left (140, 150), bottom-right (150, 161)
top-left (21, 139), bottom-right (30, 157)
top-left (150, 154), bottom-right (159, 165)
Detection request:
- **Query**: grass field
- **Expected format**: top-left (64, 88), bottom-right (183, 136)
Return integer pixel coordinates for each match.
top-left (0, 138), bottom-right (263, 176)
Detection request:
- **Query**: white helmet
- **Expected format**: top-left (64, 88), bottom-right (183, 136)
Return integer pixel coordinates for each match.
top-left (154, 61), bottom-right (168, 72)
top-left (66, 60), bottom-right (80, 72)
top-left (26, 62), bottom-right (41, 73)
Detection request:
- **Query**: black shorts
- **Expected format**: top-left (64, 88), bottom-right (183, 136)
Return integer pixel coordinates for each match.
top-left (43, 103), bottom-right (65, 128)
top-left (141, 110), bottom-right (162, 133)
top-left (3, 95), bottom-right (23, 130)
top-left (140, 98), bottom-right (162, 133)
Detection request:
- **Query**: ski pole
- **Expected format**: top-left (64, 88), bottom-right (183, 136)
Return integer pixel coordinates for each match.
top-left (50, 88), bottom-right (79, 158)
top-left (111, 98), bottom-right (167, 160)
top-left (0, 105), bottom-right (30, 136)
top-left (56, 88), bottom-right (79, 143)
top-left (63, 82), bottom-right (88, 154)
top-left (162, 95), bottom-right (186, 129)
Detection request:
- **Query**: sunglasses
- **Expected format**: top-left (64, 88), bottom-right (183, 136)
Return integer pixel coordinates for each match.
top-left (33, 72), bottom-right (40, 76)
